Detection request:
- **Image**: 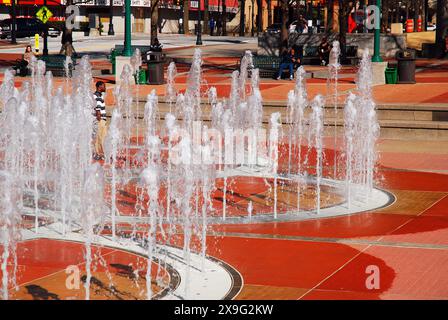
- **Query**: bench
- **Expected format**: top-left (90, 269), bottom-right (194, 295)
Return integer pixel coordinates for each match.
top-left (342, 46), bottom-right (360, 66)
top-left (301, 45), bottom-right (359, 66)
top-left (109, 45), bottom-right (153, 60)
top-left (37, 54), bottom-right (76, 77)
top-left (252, 55), bottom-right (282, 78)
top-left (302, 46), bottom-right (321, 65)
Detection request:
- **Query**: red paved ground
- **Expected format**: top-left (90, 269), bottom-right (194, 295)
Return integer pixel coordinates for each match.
top-left (1, 52), bottom-right (447, 300)
top-left (2, 52), bottom-right (448, 105)
top-left (3, 148), bottom-right (447, 300)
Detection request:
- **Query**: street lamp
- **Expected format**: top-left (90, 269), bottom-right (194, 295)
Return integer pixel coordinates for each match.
top-left (196, 0), bottom-right (203, 45)
top-left (108, 0), bottom-right (115, 35)
top-left (372, 0), bottom-right (383, 62)
top-left (239, 0), bottom-right (245, 36)
top-left (123, 0), bottom-right (132, 56)
top-left (11, 0), bottom-right (16, 44)
top-left (251, 0), bottom-right (254, 37)
top-left (43, 0), bottom-right (48, 56)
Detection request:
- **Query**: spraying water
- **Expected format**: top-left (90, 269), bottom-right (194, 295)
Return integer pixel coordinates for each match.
top-left (329, 40), bottom-right (341, 179)
top-left (269, 113), bottom-right (281, 219)
top-left (311, 95), bottom-right (324, 215)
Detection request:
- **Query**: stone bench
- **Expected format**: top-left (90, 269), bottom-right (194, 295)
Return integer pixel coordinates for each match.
top-left (38, 54), bottom-right (76, 77)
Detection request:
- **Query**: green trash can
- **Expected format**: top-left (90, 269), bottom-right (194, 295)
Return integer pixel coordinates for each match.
top-left (385, 67), bottom-right (398, 84)
top-left (134, 68), bottom-right (147, 85)
top-left (147, 60), bottom-right (165, 84)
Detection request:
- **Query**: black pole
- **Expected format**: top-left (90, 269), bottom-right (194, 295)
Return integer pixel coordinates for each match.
top-left (43, 0), bottom-right (48, 56)
top-left (196, 1), bottom-right (203, 45)
top-left (239, 0), bottom-right (245, 36)
top-left (251, 1), bottom-right (254, 37)
top-left (11, 0), bottom-right (17, 44)
top-left (424, 0), bottom-right (428, 31)
top-left (108, 0), bottom-right (115, 35)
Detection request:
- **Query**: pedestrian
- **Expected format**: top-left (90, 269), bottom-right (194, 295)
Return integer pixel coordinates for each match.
top-left (216, 19), bottom-right (222, 36)
top-left (276, 45), bottom-right (295, 80)
top-left (179, 18), bottom-right (183, 34)
top-left (59, 27), bottom-right (76, 57)
top-left (93, 81), bottom-right (108, 161)
top-left (209, 18), bottom-right (215, 36)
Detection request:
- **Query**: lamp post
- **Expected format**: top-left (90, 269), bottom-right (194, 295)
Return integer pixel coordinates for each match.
top-left (11, 0), bottom-right (16, 44)
top-left (108, 0), bottom-right (115, 35)
top-left (250, 0), bottom-right (254, 37)
top-left (239, 0), bottom-right (245, 36)
top-left (123, 0), bottom-right (132, 56)
top-left (43, 0), bottom-right (48, 56)
top-left (372, 0), bottom-right (383, 62)
top-left (196, 0), bottom-right (203, 45)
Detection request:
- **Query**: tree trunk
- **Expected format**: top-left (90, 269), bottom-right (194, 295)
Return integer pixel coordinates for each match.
top-left (413, 0), bottom-right (419, 31)
top-left (257, 0), bottom-right (263, 34)
top-left (338, 0), bottom-right (348, 60)
top-left (436, 0), bottom-right (448, 57)
top-left (204, 0), bottom-right (210, 34)
top-left (326, 0), bottom-right (334, 33)
top-left (280, 0), bottom-right (288, 51)
top-left (267, 0), bottom-right (272, 26)
top-left (382, 0), bottom-right (390, 33)
top-left (423, 0), bottom-right (427, 30)
top-left (150, 0), bottom-right (159, 43)
top-left (183, 0), bottom-right (190, 35)
top-left (239, 0), bottom-right (246, 36)
top-left (222, 0), bottom-right (227, 35)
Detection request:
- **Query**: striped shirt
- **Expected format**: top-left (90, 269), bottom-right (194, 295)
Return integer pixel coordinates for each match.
top-left (94, 91), bottom-right (107, 121)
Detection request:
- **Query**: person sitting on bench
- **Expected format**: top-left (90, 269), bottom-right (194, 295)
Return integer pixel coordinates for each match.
top-left (319, 37), bottom-right (331, 66)
top-left (291, 45), bottom-right (302, 70)
top-left (14, 45), bottom-right (35, 77)
top-left (277, 46), bottom-right (295, 80)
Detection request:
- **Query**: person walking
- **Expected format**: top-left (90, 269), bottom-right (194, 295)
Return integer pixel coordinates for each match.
top-left (216, 19), bottom-right (222, 36)
top-left (209, 18), bottom-right (215, 36)
top-left (93, 81), bottom-right (108, 161)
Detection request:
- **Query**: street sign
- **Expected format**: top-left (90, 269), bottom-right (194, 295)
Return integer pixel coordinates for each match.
top-left (36, 6), bottom-right (53, 24)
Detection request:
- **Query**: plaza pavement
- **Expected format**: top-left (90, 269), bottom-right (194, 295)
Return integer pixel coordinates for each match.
top-left (1, 38), bottom-right (448, 300)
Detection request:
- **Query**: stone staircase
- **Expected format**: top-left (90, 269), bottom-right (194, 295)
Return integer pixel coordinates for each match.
top-left (107, 99), bottom-right (448, 141)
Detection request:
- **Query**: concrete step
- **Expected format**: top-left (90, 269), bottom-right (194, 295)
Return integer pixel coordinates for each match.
top-left (109, 101), bottom-right (448, 124)
top-left (105, 100), bottom-right (448, 140)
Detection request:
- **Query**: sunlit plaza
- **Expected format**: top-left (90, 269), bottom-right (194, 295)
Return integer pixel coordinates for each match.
top-left (0, 0), bottom-right (447, 306)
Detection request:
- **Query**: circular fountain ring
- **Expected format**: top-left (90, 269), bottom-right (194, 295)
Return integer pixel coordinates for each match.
top-left (105, 166), bottom-right (395, 225)
top-left (20, 230), bottom-right (243, 300)
top-left (208, 168), bottom-right (395, 224)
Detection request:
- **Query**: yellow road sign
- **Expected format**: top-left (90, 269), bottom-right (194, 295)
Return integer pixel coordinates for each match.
top-left (36, 6), bottom-right (53, 24)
